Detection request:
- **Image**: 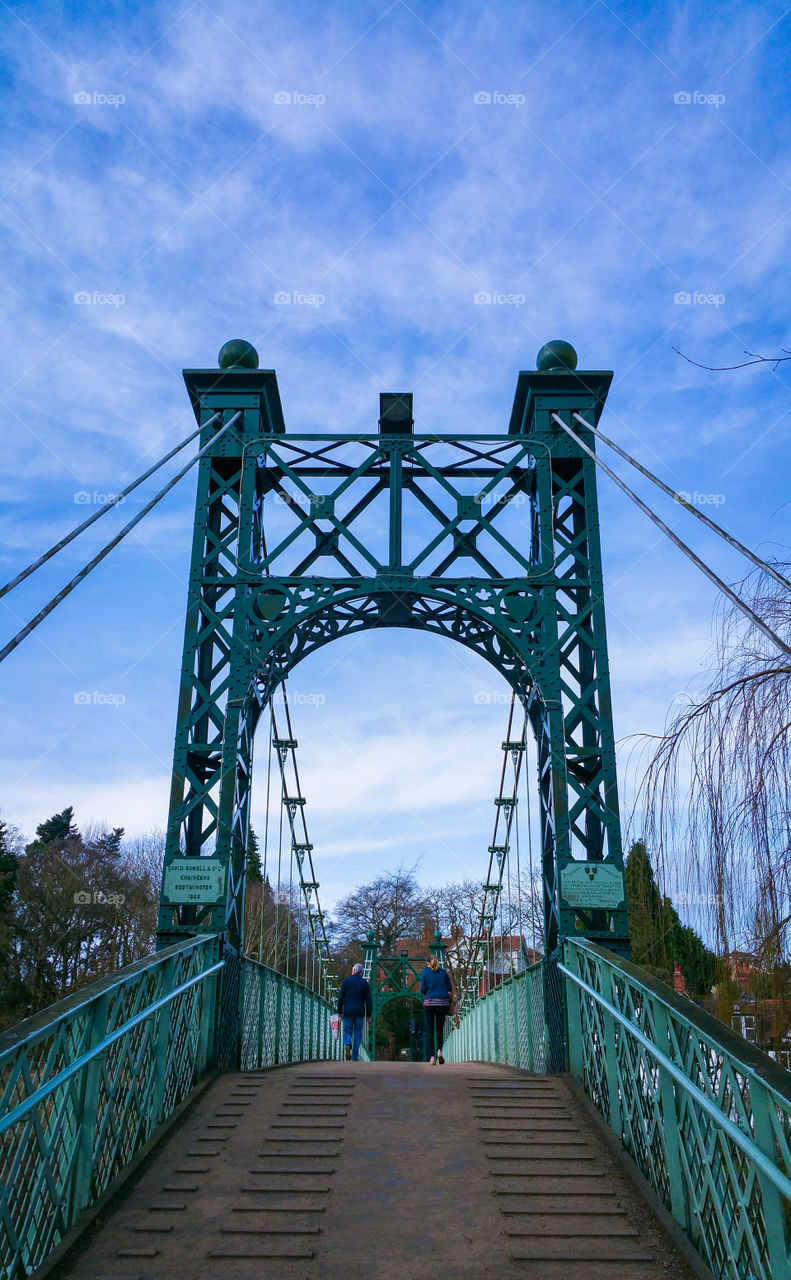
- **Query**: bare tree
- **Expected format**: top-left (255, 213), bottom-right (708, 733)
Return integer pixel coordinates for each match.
top-left (330, 867), bottom-right (432, 953)
top-left (640, 564), bottom-right (791, 966)
top-left (673, 346), bottom-right (791, 372)
top-left (425, 872), bottom-right (544, 997)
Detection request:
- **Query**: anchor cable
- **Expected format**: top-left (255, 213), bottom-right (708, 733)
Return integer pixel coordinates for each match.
top-left (571, 412), bottom-right (791, 593)
top-left (0, 412), bottom-right (240, 666)
top-left (0, 414), bottom-right (220, 602)
top-left (552, 413), bottom-right (791, 660)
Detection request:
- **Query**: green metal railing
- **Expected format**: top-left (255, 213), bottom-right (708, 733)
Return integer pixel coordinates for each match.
top-left (443, 961), bottom-right (547, 1073)
top-left (239, 957), bottom-right (369, 1065)
top-left (240, 957), bottom-right (340, 1067)
top-left (0, 941), bottom-right (351, 1279)
top-left (563, 939), bottom-right (791, 1280)
top-left (0, 934), bottom-right (222, 1279)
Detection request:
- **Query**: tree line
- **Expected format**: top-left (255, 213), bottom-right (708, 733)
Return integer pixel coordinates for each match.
top-left (0, 803), bottom-right (749, 1046)
top-left (0, 810), bottom-right (325, 1030)
top-left (0, 808), bottom-right (163, 1028)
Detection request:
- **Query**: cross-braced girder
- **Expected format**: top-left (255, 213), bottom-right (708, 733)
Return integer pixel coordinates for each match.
top-left (157, 354), bottom-right (629, 1060)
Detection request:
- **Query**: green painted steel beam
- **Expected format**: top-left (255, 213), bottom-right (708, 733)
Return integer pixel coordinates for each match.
top-left (157, 338), bottom-right (630, 1066)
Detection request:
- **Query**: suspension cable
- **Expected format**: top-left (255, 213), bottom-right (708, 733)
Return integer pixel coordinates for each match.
top-left (514, 779), bottom-right (522, 948)
top-left (466, 693), bottom-right (527, 1005)
top-left (0, 412), bottom-right (241, 666)
top-left (274, 728), bottom-right (285, 968)
top-left (524, 721), bottom-right (537, 956)
top-left (287, 802), bottom-right (295, 980)
top-left (571, 412), bottom-right (791, 593)
top-left (0, 415), bottom-right (220, 602)
top-left (268, 690), bottom-right (336, 998)
top-left (259, 706), bottom-right (274, 965)
top-left (553, 413), bottom-right (791, 660)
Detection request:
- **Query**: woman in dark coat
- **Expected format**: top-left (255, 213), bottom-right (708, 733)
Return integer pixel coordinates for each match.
top-left (419, 954), bottom-right (453, 1064)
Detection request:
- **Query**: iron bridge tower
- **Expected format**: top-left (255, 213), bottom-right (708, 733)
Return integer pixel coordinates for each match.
top-left (156, 337), bottom-right (629, 1062)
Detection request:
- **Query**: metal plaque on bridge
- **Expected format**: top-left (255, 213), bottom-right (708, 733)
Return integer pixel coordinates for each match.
top-left (561, 863), bottom-right (625, 910)
top-left (163, 857), bottom-right (226, 905)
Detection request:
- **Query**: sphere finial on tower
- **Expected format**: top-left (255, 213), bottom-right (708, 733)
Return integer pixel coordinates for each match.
top-left (218, 339), bottom-right (259, 370)
top-left (536, 340), bottom-right (578, 372)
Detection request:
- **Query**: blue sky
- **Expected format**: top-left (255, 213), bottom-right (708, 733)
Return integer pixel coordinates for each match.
top-left (1, 0), bottom-right (790, 915)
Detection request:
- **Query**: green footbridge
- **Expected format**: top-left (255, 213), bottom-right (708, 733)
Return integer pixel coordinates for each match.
top-left (1, 341), bottom-right (790, 1279)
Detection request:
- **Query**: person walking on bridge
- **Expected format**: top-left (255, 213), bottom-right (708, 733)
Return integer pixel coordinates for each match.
top-left (337, 962), bottom-right (372, 1061)
top-left (420, 954), bottom-right (453, 1065)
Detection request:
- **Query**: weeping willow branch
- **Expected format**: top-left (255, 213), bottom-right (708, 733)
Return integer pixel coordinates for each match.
top-left (640, 563), bottom-right (791, 964)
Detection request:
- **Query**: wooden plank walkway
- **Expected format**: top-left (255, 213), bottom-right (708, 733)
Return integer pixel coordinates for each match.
top-left (51, 1062), bottom-right (697, 1280)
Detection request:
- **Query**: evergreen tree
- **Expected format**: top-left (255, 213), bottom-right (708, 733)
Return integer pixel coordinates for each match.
top-left (625, 841), bottom-right (718, 999)
top-left (0, 821), bottom-right (19, 980)
top-left (0, 821), bottom-right (18, 910)
top-left (93, 827), bottom-right (125, 857)
top-left (27, 806), bottom-right (79, 852)
top-left (624, 841), bottom-right (674, 979)
top-left (246, 827), bottom-right (262, 884)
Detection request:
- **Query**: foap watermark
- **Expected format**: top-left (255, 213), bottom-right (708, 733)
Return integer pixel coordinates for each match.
top-left (673, 91), bottom-right (725, 108)
top-left (474, 490), bottom-right (528, 509)
top-left (473, 290), bottom-right (526, 309)
top-left (289, 692), bottom-right (326, 706)
top-left (474, 690), bottom-right (512, 705)
top-left (74, 889), bottom-right (126, 906)
top-left (674, 891), bottom-right (725, 907)
top-left (273, 90), bottom-right (325, 107)
top-left (74, 290), bottom-right (125, 306)
top-left (274, 491), bottom-right (330, 508)
top-left (673, 290), bottom-right (725, 308)
top-left (675, 490), bottom-right (726, 508)
top-left (74, 90), bottom-right (126, 108)
top-left (274, 290), bottom-right (325, 308)
top-left (74, 490), bottom-right (124, 506)
top-left (74, 690), bottom-right (126, 707)
top-left (473, 91), bottom-right (525, 108)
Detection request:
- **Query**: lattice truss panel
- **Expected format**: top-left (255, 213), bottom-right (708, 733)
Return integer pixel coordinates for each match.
top-left (161, 384), bottom-right (627, 967)
top-left (547, 455), bottom-right (620, 860)
top-left (0, 938), bottom-right (218, 1279)
top-left (248, 435), bottom-right (541, 580)
top-left (238, 959), bottom-right (340, 1069)
top-left (569, 943), bottom-right (791, 1280)
top-left (443, 962), bottom-right (548, 1074)
top-left (161, 450), bottom-right (247, 937)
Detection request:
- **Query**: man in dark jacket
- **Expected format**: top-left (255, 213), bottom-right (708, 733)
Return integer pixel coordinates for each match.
top-left (337, 963), bottom-right (372, 1061)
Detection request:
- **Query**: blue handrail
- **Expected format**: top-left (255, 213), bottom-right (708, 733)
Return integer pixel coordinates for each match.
top-left (564, 938), bottom-right (791, 1280)
top-left (560, 960), bottom-right (791, 1202)
top-left (0, 959), bottom-right (224, 1135)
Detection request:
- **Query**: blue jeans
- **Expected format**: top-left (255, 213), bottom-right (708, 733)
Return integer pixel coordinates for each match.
top-left (343, 1015), bottom-right (364, 1060)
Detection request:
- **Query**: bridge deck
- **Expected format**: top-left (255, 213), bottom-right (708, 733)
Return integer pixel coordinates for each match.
top-left (52, 1062), bottom-right (696, 1280)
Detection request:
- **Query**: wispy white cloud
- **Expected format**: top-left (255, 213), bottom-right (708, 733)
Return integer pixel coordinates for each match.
top-left (0, 0), bottom-right (790, 919)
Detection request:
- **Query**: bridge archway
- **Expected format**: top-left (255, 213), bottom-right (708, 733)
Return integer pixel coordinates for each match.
top-left (156, 341), bottom-right (629, 1057)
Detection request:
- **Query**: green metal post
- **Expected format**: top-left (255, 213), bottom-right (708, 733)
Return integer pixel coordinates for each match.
top-left (152, 954), bottom-right (177, 1127)
top-left (564, 948), bottom-right (584, 1084)
top-left (288, 982), bottom-right (295, 1063)
top-left (197, 960), bottom-right (219, 1071)
top-left (257, 966), bottom-right (267, 1069)
top-left (750, 1078), bottom-right (791, 1277)
top-left (651, 1001), bottom-right (687, 1231)
top-left (274, 976), bottom-right (283, 1065)
top-left (598, 962), bottom-right (622, 1137)
top-left (69, 992), bottom-right (109, 1221)
top-left (363, 931), bottom-right (378, 1061)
